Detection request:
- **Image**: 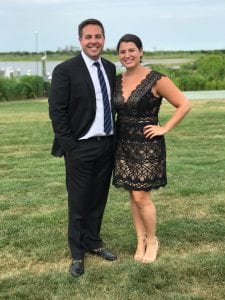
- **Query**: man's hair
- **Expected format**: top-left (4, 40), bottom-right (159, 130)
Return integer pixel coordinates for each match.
top-left (78, 18), bottom-right (105, 38)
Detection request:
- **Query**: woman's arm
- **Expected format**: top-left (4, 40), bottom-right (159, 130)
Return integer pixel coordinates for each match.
top-left (144, 76), bottom-right (191, 139)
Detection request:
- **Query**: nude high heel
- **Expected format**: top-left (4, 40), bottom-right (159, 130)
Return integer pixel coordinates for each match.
top-left (134, 234), bottom-right (147, 261)
top-left (142, 237), bottom-right (159, 263)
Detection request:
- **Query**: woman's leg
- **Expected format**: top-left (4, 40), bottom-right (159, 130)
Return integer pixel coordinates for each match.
top-left (130, 192), bottom-right (146, 260)
top-left (131, 190), bottom-right (159, 262)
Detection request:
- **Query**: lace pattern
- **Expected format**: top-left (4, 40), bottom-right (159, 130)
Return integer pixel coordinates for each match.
top-left (112, 71), bottom-right (167, 191)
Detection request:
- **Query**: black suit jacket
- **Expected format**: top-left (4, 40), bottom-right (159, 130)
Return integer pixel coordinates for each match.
top-left (48, 54), bottom-right (116, 157)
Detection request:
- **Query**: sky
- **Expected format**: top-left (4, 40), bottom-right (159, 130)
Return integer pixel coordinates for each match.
top-left (0, 0), bottom-right (225, 53)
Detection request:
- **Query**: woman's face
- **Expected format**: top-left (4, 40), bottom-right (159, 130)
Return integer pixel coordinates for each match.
top-left (118, 41), bottom-right (143, 69)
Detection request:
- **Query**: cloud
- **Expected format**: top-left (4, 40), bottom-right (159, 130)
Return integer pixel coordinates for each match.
top-left (0, 0), bottom-right (224, 52)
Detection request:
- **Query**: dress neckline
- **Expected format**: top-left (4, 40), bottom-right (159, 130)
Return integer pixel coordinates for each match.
top-left (120, 71), bottom-right (152, 103)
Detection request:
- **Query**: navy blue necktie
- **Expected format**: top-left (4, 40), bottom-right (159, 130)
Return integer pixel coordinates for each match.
top-left (94, 61), bottom-right (112, 135)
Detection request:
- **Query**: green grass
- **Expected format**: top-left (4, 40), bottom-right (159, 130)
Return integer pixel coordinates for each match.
top-left (1, 99), bottom-right (225, 299)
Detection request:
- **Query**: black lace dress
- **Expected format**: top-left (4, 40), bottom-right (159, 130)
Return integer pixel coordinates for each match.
top-left (112, 71), bottom-right (167, 191)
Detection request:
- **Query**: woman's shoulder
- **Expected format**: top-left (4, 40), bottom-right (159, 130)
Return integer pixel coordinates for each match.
top-left (146, 70), bottom-right (166, 85)
top-left (150, 70), bottom-right (166, 79)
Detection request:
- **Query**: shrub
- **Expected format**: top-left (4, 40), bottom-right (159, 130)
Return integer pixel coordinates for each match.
top-left (154, 55), bottom-right (225, 91)
top-left (177, 73), bottom-right (206, 91)
top-left (217, 79), bottom-right (225, 90)
top-left (20, 75), bottom-right (45, 98)
top-left (0, 78), bottom-right (7, 101)
top-left (0, 76), bottom-right (45, 101)
top-left (196, 55), bottom-right (225, 81)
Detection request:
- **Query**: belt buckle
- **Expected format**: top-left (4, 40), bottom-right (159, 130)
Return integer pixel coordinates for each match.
top-left (96, 136), bottom-right (102, 141)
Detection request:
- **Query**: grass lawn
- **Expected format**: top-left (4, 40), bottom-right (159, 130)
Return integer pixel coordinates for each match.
top-left (0, 98), bottom-right (225, 300)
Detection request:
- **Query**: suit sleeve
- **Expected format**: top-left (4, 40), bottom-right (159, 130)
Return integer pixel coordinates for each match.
top-left (48, 64), bottom-right (77, 154)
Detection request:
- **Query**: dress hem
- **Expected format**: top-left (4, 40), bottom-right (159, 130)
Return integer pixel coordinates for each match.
top-left (112, 181), bottom-right (167, 192)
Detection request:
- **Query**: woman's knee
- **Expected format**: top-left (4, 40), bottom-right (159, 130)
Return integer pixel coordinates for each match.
top-left (131, 191), bottom-right (150, 206)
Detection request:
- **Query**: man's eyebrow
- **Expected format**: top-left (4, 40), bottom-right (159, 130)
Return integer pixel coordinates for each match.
top-left (83, 34), bottom-right (103, 37)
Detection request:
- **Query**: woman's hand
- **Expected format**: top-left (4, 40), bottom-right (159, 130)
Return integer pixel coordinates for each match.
top-left (143, 124), bottom-right (167, 139)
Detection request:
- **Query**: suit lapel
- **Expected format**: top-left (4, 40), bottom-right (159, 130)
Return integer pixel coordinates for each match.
top-left (76, 55), bottom-right (96, 99)
top-left (77, 54), bottom-right (114, 102)
top-left (102, 60), bottom-right (113, 90)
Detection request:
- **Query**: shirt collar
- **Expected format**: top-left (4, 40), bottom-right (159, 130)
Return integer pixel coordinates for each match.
top-left (81, 50), bottom-right (102, 68)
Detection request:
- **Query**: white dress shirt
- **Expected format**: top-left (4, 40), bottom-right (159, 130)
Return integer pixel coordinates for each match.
top-left (80, 51), bottom-right (113, 139)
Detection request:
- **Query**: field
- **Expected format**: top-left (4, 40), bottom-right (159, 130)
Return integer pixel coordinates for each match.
top-left (1, 98), bottom-right (225, 299)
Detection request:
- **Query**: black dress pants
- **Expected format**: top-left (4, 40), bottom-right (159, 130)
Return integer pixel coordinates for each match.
top-left (64, 137), bottom-right (114, 260)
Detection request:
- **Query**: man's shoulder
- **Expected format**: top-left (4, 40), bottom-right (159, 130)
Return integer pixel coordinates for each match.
top-left (53, 54), bottom-right (83, 73)
top-left (101, 57), bottom-right (114, 66)
top-left (101, 58), bottom-right (116, 74)
top-left (59, 54), bottom-right (82, 67)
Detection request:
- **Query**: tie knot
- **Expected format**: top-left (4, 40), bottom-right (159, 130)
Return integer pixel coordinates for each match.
top-left (93, 61), bottom-right (100, 68)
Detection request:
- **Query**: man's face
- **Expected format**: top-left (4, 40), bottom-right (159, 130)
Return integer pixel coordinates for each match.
top-left (79, 24), bottom-right (105, 60)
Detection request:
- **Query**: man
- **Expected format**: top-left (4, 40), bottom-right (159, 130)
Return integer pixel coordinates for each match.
top-left (48, 18), bottom-right (117, 277)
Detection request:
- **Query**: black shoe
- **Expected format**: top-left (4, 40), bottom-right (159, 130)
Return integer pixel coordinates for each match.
top-left (89, 248), bottom-right (117, 261)
top-left (69, 260), bottom-right (84, 277)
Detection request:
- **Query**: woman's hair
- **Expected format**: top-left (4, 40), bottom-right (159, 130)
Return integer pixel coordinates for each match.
top-left (116, 34), bottom-right (143, 52)
top-left (78, 18), bottom-right (105, 38)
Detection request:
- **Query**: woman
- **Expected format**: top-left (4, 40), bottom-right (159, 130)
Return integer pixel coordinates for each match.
top-left (112, 34), bottom-right (191, 263)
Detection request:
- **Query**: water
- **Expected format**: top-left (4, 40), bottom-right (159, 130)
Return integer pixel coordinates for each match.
top-left (0, 61), bottom-right (60, 77)
top-left (0, 58), bottom-right (194, 77)
top-left (0, 61), bottom-right (224, 100)
top-left (0, 61), bottom-right (124, 78)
